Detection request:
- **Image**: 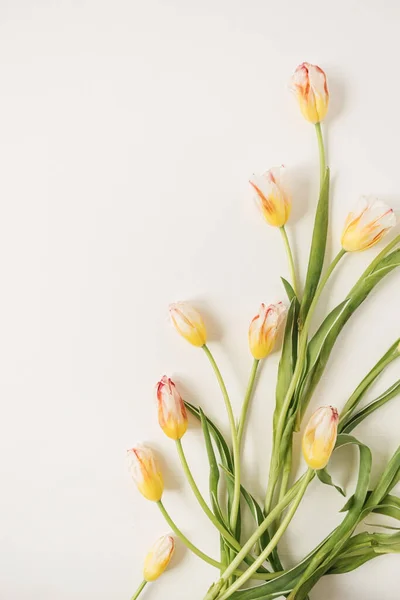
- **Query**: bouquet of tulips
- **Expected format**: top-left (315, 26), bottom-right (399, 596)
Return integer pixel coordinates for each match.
top-left (127, 63), bottom-right (400, 600)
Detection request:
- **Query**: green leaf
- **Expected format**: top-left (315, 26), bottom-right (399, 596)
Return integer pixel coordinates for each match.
top-left (297, 248), bottom-right (400, 420)
top-left (365, 523), bottom-right (400, 531)
top-left (299, 167), bottom-right (330, 325)
top-left (339, 337), bottom-right (400, 428)
top-left (317, 467), bottom-right (346, 497)
top-left (281, 277), bottom-right (296, 302)
top-left (366, 446), bottom-right (400, 505)
top-left (184, 402), bottom-right (242, 540)
top-left (328, 529), bottom-right (400, 574)
top-left (219, 464), bottom-right (283, 573)
top-left (230, 434), bottom-right (372, 600)
top-left (371, 494), bottom-right (400, 521)
top-left (288, 434), bottom-right (372, 600)
top-left (185, 401), bottom-right (233, 471)
top-left (327, 549), bottom-right (378, 574)
top-left (341, 379), bottom-right (400, 434)
top-left (294, 300), bottom-right (350, 420)
top-left (198, 408), bottom-right (222, 511)
top-left (274, 297), bottom-right (299, 426)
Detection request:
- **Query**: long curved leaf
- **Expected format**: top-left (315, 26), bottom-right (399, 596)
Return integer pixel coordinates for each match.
top-left (316, 467), bottom-right (345, 497)
top-left (342, 379), bottom-right (400, 434)
top-left (297, 248), bottom-right (400, 420)
top-left (230, 434), bottom-right (372, 600)
top-left (220, 464), bottom-right (281, 572)
top-left (185, 401), bottom-right (233, 471)
top-left (299, 167), bottom-right (330, 324)
top-left (287, 434), bottom-right (372, 600)
top-left (281, 277), bottom-right (297, 302)
top-left (339, 338), bottom-right (400, 426)
top-left (274, 297), bottom-right (299, 428)
top-left (371, 494), bottom-right (400, 521)
top-left (198, 407), bottom-right (224, 522)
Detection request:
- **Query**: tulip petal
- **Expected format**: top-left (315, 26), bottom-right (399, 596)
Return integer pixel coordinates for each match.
top-left (250, 166), bottom-right (291, 228)
top-left (341, 197), bottom-right (396, 252)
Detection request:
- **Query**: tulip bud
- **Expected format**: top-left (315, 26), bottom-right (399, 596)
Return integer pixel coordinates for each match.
top-left (248, 302), bottom-right (287, 359)
top-left (291, 62), bottom-right (329, 124)
top-left (127, 444), bottom-right (164, 501)
top-left (302, 406), bottom-right (339, 470)
top-left (341, 196), bottom-right (396, 252)
top-left (156, 376), bottom-right (188, 440)
top-left (143, 535), bottom-right (175, 582)
top-left (169, 302), bottom-right (207, 347)
top-left (250, 166), bottom-right (291, 228)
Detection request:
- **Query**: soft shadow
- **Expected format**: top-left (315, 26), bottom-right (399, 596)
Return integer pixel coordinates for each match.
top-left (149, 441), bottom-right (183, 492)
top-left (168, 536), bottom-right (187, 572)
top-left (289, 165), bottom-right (312, 224)
top-left (325, 68), bottom-right (348, 123)
top-left (196, 299), bottom-right (225, 343)
top-left (330, 442), bottom-right (356, 492)
top-left (172, 373), bottom-right (208, 431)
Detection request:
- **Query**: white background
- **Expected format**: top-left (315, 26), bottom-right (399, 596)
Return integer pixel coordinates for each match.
top-left (0, 1), bottom-right (399, 599)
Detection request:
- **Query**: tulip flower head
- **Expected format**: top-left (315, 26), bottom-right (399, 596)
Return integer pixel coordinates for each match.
top-left (156, 376), bottom-right (188, 440)
top-left (249, 302), bottom-right (287, 360)
top-left (127, 444), bottom-right (164, 501)
top-left (341, 196), bottom-right (396, 252)
top-left (169, 302), bottom-right (207, 347)
top-left (291, 62), bottom-right (329, 124)
top-left (143, 535), bottom-right (175, 582)
top-left (302, 406), bottom-right (339, 470)
top-left (250, 166), bottom-right (291, 228)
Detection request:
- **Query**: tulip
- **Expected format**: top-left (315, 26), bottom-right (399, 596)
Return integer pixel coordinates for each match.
top-left (127, 444), bottom-right (164, 501)
top-left (291, 62), bottom-right (329, 124)
top-left (250, 166), bottom-right (291, 228)
top-left (143, 535), bottom-right (175, 582)
top-left (156, 376), bottom-right (188, 440)
top-left (169, 302), bottom-right (207, 347)
top-left (248, 302), bottom-right (287, 360)
top-left (341, 196), bottom-right (396, 252)
top-left (302, 406), bottom-right (339, 470)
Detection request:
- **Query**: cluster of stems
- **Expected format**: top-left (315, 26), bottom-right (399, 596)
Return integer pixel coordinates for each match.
top-left (144, 123), bottom-right (333, 600)
top-left (132, 113), bottom-right (400, 600)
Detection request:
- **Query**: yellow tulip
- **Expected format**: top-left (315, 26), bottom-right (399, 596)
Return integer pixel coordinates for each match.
top-left (143, 535), bottom-right (175, 582)
top-left (248, 302), bottom-right (287, 359)
top-left (341, 196), bottom-right (396, 252)
top-left (250, 166), bottom-right (291, 228)
top-left (169, 302), bottom-right (207, 347)
top-left (127, 444), bottom-right (164, 501)
top-left (302, 406), bottom-right (339, 470)
top-left (291, 62), bottom-right (329, 124)
top-left (156, 376), bottom-right (188, 440)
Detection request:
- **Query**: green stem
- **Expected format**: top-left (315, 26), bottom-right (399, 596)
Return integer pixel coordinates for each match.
top-left (265, 249), bottom-right (346, 512)
top-left (216, 472), bottom-right (311, 585)
top-left (315, 122), bottom-right (326, 188)
top-left (237, 359), bottom-right (259, 448)
top-left (280, 226), bottom-right (298, 297)
top-left (157, 501), bottom-right (276, 581)
top-left (278, 443), bottom-right (292, 508)
top-left (203, 345), bottom-right (241, 533)
top-left (130, 580), bottom-right (147, 600)
top-left (217, 470), bottom-right (314, 599)
top-left (175, 439), bottom-right (241, 550)
top-left (220, 538), bottom-right (228, 577)
top-left (269, 446), bottom-right (293, 540)
top-left (157, 500), bottom-right (220, 568)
